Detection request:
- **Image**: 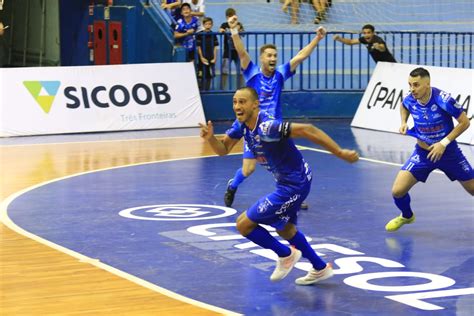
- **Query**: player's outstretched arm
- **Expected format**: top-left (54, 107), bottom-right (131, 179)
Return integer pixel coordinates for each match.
top-left (227, 15), bottom-right (251, 70)
top-left (199, 121), bottom-right (239, 156)
top-left (333, 34), bottom-right (360, 45)
top-left (290, 26), bottom-right (326, 72)
top-left (290, 123), bottom-right (359, 163)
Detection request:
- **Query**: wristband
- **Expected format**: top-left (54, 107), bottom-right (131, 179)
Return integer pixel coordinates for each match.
top-left (440, 137), bottom-right (451, 147)
top-left (230, 28), bottom-right (238, 35)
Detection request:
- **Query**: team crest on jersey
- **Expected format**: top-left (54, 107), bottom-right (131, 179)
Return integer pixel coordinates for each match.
top-left (431, 104), bottom-right (438, 112)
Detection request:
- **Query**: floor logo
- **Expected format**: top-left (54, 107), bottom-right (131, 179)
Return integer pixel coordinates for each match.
top-left (23, 81), bottom-right (61, 113)
top-left (118, 204), bottom-right (236, 221)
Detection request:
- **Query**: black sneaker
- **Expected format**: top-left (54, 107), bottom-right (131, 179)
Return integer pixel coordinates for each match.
top-left (301, 202), bottom-right (309, 210)
top-left (224, 179), bottom-right (237, 207)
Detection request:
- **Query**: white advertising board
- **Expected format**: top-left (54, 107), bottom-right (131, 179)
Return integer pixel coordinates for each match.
top-left (351, 62), bottom-right (473, 145)
top-left (0, 63), bottom-right (205, 136)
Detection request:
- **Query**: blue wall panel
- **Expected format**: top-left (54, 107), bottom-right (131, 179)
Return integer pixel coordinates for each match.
top-left (201, 91), bottom-right (363, 121)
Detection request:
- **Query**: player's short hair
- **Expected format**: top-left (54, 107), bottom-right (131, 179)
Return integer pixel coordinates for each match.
top-left (181, 2), bottom-right (191, 10)
top-left (237, 87), bottom-right (259, 101)
top-left (362, 24), bottom-right (375, 32)
top-left (225, 8), bottom-right (236, 17)
top-left (260, 44), bottom-right (277, 55)
top-left (410, 67), bottom-right (430, 78)
top-left (203, 17), bottom-right (213, 24)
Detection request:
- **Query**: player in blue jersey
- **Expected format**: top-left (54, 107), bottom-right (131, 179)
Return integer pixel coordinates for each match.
top-left (174, 3), bottom-right (199, 61)
top-left (223, 15), bottom-right (327, 208)
top-left (199, 87), bottom-right (359, 284)
top-left (386, 67), bottom-right (474, 231)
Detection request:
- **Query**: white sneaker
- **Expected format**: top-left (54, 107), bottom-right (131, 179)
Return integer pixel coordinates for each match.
top-left (270, 247), bottom-right (302, 282)
top-left (295, 263), bottom-right (334, 285)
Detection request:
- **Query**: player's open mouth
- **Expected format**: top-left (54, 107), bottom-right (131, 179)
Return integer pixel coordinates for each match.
top-left (236, 111), bottom-right (244, 117)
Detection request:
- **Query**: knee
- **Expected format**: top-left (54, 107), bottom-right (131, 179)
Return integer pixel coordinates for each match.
top-left (277, 223), bottom-right (297, 240)
top-left (392, 184), bottom-right (408, 198)
top-left (242, 163), bottom-right (256, 177)
top-left (236, 212), bottom-right (256, 236)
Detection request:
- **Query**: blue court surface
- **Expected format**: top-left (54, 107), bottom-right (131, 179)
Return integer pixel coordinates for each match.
top-left (3, 121), bottom-right (474, 315)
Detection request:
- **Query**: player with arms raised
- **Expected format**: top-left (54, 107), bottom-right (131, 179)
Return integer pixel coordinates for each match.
top-left (223, 15), bottom-right (327, 208)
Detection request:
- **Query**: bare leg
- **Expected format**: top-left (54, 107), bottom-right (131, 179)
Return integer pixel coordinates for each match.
top-left (391, 170), bottom-right (418, 198)
top-left (290, 0), bottom-right (299, 24)
top-left (459, 178), bottom-right (474, 195)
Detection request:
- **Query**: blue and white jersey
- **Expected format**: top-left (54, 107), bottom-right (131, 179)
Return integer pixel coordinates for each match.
top-left (403, 87), bottom-right (464, 145)
top-left (226, 111), bottom-right (311, 185)
top-left (243, 61), bottom-right (295, 119)
top-left (175, 17), bottom-right (199, 52)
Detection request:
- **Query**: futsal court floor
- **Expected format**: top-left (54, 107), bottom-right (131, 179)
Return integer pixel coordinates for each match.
top-left (1, 119), bottom-right (473, 315)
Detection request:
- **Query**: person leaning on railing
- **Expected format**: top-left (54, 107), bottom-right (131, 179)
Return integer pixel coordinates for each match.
top-left (333, 24), bottom-right (397, 63)
top-left (0, 21), bottom-right (8, 67)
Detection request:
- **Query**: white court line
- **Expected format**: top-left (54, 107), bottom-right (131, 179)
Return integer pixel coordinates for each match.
top-left (0, 144), bottom-right (444, 314)
top-left (0, 133), bottom-right (204, 148)
top-left (296, 144), bottom-right (444, 174)
top-left (0, 154), bottom-right (242, 316)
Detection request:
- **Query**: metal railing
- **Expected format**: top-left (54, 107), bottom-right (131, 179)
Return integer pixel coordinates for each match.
top-left (195, 31), bottom-right (473, 92)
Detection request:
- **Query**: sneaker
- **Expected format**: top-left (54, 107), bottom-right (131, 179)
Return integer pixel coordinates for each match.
top-left (300, 202), bottom-right (309, 210)
top-left (295, 263), bottom-right (334, 285)
top-left (385, 214), bottom-right (416, 232)
top-left (224, 179), bottom-right (237, 207)
top-left (270, 247), bottom-right (302, 282)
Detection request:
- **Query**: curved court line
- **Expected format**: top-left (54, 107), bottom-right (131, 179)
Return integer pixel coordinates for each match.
top-left (296, 145), bottom-right (444, 174)
top-left (0, 146), bottom-right (443, 315)
top-left (0, 133), bottom-right (203, 147)
top-left (0, 154), bottom-right (243, 316)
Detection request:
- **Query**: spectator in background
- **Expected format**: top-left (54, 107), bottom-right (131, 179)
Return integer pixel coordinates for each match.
top-left (196, 17), bottom-right (218, 90)
top-left (183, 0), bottom-right (205, 29)
top-left (0, 22), bottom-right (8, 67)
top-left (219, 8), bottom-right (245, 90)
top-left (311, 0), bottom-right (328, 24)
top-left (281, 0), bottom-right (299, 25)
top-left (174, 3), bottom-right (199, 62)
top-left (333, 24), bottom-right (397, 63)
top-left (161, 0), bottom-right (182, 23)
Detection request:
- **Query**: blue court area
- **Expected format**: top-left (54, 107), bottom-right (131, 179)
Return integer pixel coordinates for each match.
top-left (4, 121), bottom-right (474, 315)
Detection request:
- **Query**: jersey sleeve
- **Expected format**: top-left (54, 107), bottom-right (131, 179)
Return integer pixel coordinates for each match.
top-left (243, 60), bottom-right (260, 82)
top-left (358, 36), bottom-right (367, 44)
top-left (225, 119), bottom-right (244, 139)
top-left (258, 119), bottom-right (291, 142)
top-left (276, 62), bottom-right (295, 81)
top-left (437, 90), bottom-right (464, 119)
top-left (175, 20), bottom-right (186, 33)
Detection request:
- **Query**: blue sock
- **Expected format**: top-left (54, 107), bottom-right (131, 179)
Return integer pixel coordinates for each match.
top-left (230, 168), bottom-right (246, 190)
top-left (393, 194), bottom-right (414, 219)
top-left (289, 231), bottom-right (326, 270)
top-left (246, 225), bottom-right (291, 258)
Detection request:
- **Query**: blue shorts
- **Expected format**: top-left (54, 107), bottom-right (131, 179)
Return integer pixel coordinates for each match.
top-left (247, 180), bottom-right (311, 231)
top-left (243, 139), bottom-right (255, 159)
top-left (402, 144), bottom-right (474, 182)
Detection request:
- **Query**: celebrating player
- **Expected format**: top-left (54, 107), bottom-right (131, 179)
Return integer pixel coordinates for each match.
top-left (385, 67), bottom-right (474, 231)
top-left (223, 15), bottom-right (327, 208)
top-left (200, 87), bottom-right (359, 284)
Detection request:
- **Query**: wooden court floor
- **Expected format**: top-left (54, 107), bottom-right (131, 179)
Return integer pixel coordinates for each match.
top-left (0, 131), bottom-right (239, 315)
